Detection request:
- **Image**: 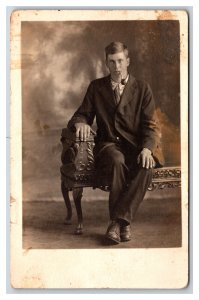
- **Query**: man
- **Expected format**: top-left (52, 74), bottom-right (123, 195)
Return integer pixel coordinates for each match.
top-left (68, 42), bottom-right (164, 244)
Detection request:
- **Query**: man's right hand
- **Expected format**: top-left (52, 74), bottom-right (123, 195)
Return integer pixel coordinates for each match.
top-left (74, 123), bottom-right (95, 141)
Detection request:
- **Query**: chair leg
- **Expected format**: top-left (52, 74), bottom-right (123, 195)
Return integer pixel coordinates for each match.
top-left (61, 181), bottom-right (72, 225)
top-left (73, 187), bottom-right (83, 234)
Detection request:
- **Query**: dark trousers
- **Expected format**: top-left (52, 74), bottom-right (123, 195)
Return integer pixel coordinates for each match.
top-left (94, 142), bottom-right (153, 224)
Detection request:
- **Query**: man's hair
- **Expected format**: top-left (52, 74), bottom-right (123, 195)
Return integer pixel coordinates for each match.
top-left (105, 42), bottom-right (129, 59)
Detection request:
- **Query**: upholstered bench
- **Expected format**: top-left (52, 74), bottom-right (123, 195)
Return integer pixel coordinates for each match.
top-left (60, 128), bottom-right (181, 234)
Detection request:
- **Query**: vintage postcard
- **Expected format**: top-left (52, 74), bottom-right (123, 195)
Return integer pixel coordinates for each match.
top-left (10, 10), bottom-right (188, 288)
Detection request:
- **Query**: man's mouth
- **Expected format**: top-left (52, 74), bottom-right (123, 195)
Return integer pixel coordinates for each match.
top-left (114, 71), bottom-right (121, 75)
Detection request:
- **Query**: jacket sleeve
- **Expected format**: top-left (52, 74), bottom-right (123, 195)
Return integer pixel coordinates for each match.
top-left (140, 83), bottom-right (161, 153)
top-left (67, 82), bottom-right (95, 130)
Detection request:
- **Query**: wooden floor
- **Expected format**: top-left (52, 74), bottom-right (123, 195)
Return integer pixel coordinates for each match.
top-left (23, 193), bottom-right (181, 249)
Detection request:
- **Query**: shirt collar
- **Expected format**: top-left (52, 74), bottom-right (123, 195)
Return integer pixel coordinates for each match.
top-left (111, 74), bottom-right (129, 89)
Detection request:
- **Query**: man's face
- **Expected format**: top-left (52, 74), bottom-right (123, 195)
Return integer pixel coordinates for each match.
top-left (106, 51), bottom-right (130, 83)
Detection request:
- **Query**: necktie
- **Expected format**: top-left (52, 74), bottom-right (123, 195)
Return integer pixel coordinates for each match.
top-left (114, 84), bottom-right (120, 104)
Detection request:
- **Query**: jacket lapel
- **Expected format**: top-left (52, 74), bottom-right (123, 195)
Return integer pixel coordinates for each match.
top-left (100, 75), bottom-right (116, 107)
top-left (99, 74), bottom-right (137, 109)
top-left (117, 74), bottom-right (137, 110)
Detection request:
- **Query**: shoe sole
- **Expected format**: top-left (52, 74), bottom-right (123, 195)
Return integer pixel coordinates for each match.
top-left (106, 235), bottom-right (120, 244)
top-left (120, 237), bottom-right (131, 242)
top-left (120, 234), bottom-right (131, 242)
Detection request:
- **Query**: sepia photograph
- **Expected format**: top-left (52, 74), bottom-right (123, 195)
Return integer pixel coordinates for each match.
top-left (10, 9), bottom-right (188, 288)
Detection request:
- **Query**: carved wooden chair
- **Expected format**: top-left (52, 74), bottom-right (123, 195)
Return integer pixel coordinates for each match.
top-left (60, 127), bottom-right (181, 234)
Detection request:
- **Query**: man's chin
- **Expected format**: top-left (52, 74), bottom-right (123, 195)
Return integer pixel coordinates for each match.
top-left (111, 73), bottom-right (122, 83)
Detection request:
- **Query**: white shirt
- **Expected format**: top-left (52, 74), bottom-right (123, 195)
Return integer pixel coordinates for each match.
top-left (111, 74), bottom-right (129, 96)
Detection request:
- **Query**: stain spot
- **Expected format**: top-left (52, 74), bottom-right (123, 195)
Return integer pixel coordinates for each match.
top-left (23, 247), bottom-right (33, 255)
top-left (43, 124), bottom-right (50, 130)
top-left (156, 10), bottom-right (174, 20)
top-left (10, 196), bottom-right (17, 203)
top-left (22, 274), bottom-right (45, 288)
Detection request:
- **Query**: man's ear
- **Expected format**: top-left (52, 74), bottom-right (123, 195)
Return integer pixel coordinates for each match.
top-left (127, 57), bottom-right (130, 66)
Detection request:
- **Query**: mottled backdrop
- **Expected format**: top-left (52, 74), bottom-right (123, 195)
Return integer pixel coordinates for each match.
top-left (22, 21), bottom-right (180, 200)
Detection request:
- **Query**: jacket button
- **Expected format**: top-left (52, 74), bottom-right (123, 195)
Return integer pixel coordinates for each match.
top-left (116, 136), bottom-right (120, 141)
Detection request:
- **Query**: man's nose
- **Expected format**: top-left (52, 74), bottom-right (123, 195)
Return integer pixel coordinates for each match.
top-left (115, 61), bottom-right (120, 70)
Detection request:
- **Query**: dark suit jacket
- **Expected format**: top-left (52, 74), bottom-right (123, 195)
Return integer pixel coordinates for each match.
top-left (68, 74), bottom-right (164, 167)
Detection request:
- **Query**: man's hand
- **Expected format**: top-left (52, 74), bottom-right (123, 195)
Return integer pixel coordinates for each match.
top-left (75, 123), bottom-right (95, 141)
top-left (137, 148), bottom-right (156, 169)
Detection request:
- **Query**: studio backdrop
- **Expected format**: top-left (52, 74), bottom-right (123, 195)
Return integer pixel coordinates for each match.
top-left (21, 20), bottom-right (180, 200)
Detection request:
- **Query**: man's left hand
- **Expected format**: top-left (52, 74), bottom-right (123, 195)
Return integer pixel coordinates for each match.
top-left (137, 148), bottom-right (156, 169)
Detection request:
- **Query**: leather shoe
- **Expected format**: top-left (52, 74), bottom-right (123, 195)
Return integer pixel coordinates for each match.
top-left (120, 225), bottom-right (131, 242)
top-left (105, 221), bottom-right (121, 244)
